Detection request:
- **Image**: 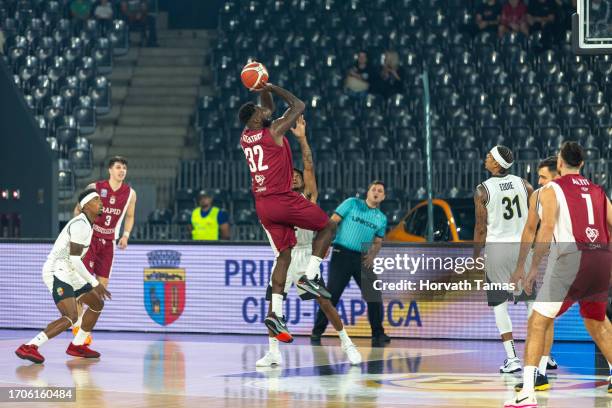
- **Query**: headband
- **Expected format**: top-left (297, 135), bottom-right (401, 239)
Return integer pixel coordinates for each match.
top-left (79, 192), bottom-right (99, 208)
top-left (490, 146), bottom-right (512, 169)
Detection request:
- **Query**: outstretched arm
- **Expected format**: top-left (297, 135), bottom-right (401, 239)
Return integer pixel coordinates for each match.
top-left (259, 83), bottom-right (305, 144)
top-left (291, 115), bottom-right (318, 203)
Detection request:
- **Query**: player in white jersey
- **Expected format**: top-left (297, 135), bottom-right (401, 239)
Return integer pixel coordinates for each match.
top-left (257, 116), bottom-right (362, 367)
top-left (473, 146), bottom-right (533, 374)
top-left (511, 157), bottom-right (560, 392)
top-left (15, 189), bottom-right (111, 364)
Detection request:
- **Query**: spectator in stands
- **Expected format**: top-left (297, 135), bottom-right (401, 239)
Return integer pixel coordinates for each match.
top-left (377, 50), bottom-right (404, 99)
top-left (0, 29), bottom-right (5, 55)
top-left (189, 190), bottom-right (230, 241)
top-left (528, 0), bottom-right (558, 49)
top-left (499, 0), bottom-right (529, 37)
top-left (475, 0), bottom-right (502, 35)
top-left (94, 0), bottom-right (114, 35)
top-left (70, 0), bottom-right (92, 32)
top-left (344, 51), bottom-right (376, 99)
top-left (120, 0), bottom-right (158, 47)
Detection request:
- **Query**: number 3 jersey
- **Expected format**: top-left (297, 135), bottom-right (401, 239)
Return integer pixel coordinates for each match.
top-left (240, 127), bottom-right (293, 198)
top-left (92, 180), bottom-right (133, 240)
top-left (481, 174), bottom-right (529, 243)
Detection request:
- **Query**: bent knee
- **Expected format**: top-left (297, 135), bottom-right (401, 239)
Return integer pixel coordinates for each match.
top-left (65, 311), bottom-right (79, 324)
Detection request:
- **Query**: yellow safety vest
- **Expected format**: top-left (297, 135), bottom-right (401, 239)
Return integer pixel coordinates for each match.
top-left (191, 207), bottom-right (220, 240)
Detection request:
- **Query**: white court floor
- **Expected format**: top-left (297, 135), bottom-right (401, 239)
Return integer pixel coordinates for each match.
top-left (0, 330), bottom-right (610, 407)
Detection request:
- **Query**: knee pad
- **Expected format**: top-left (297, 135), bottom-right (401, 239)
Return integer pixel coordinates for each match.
top-left (493, 301), bottom-right (513, 335)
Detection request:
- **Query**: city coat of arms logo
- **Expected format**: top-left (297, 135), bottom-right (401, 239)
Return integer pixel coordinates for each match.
top-left (144, 250), bottom-right (186, 326)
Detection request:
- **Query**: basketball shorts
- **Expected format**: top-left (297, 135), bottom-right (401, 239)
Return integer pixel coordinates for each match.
top-left (43, 262), bottom-right (92, 304)
top-left (256, 191), bottom-right (329, 254)
top-left (533, 249), bottom-right (611, 321)
top-left (484, 243), bottom-right (522, 306)
top-left (265, 248), bottom-right (328, 301)
top-left (82, 235), bottom-right (116, 279)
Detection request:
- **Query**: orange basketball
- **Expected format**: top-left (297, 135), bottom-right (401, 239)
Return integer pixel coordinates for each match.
top-left (241, 61), bottom-right (269, 91)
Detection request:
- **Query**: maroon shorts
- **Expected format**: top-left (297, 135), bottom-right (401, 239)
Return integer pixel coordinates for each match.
top-left (82, 235), bottom-right (116, 279)
top-left (558, 249), bottom-right (610, 321)
top-left (256, 191), bottom-right (329, 253)
top-left (535, 248), bottom-right (611, 321)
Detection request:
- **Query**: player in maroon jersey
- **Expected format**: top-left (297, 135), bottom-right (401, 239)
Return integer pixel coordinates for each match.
top-left (506, 141), bottom-right (612, 407)
top-left (237, 83), bottom-right (337, 343)
top-left (72, 156), bottom-right (137, 343)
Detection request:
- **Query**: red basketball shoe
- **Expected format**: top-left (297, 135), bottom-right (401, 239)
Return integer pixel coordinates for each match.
top-left (15, 344), bottom-right (45, 364)
top-left (66, 343), bottom-right (100, 359)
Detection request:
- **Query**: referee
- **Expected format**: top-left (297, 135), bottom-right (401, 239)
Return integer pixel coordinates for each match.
top-left (311, 180), bottom-right (389, 345)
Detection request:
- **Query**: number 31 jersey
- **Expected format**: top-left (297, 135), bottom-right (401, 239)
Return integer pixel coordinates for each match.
top-left (481, 174), bottom-right (529, 242)
top-left (93, 180), bottom-right (133, 240)
top-left (240, 127), bottom-right (293, 198)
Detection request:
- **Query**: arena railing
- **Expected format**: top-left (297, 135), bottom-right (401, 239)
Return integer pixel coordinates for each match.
top-left (178, 159), bottom-right (611, 194)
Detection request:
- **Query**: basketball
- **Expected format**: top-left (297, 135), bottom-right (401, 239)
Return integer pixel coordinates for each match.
top-left (240, 61), bottom-right (269, 91)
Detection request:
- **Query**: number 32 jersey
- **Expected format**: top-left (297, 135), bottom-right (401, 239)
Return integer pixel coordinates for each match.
top-left (481, 174), bottom-right (529, 242)
top-left (240, 127), bottom-right (293, 198)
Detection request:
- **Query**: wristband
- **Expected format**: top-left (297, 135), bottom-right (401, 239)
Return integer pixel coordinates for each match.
top-left (123, 231), bottom-right (130, 239)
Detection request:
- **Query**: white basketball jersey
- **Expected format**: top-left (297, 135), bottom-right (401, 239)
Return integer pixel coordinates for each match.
top-left (294, 193), bottom-right (314, 250)
top-left (46, 213), bottom-right (92, 268)
top-left (482, 174), bottom-right (529, 243)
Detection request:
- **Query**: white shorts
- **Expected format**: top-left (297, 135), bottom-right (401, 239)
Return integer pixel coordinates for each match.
top-left (268, 247), bottom-right (311, 296)
top-left (484, 243), bottom-right (521, 284)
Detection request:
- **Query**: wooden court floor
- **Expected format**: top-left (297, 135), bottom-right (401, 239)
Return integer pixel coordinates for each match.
top-left (0, 331), bottom-right (610, 408)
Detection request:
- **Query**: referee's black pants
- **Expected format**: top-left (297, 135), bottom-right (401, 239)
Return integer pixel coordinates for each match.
top-left (312, 245), bottom-right (385, 338)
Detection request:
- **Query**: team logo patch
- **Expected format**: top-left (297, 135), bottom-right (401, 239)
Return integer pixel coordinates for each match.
top-left (56, 287), bottom-right (64, 297)
top-left (255, 175), bottom-right (265, 185)
top-left (144, 250), bottom-right (186, 326)
top-left (100, 189), bottom-right (108, 198)
top-left (109, 196), bottom-right (116, 205)
top-left (585, 227), bottom-right (599, 242)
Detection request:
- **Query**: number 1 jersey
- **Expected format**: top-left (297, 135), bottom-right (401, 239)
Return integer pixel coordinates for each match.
top-left (548, 174), bottom-right (609, 251)
top-left (240, 127), bottom-right (293, 198)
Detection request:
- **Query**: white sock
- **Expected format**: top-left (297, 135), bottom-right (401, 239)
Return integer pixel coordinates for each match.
top-left (305, 256), bottom-right (322, 280)
top-left (503, 339), bottom-right (517, 359)
top-left (72, 329), bottom-right (90, 346)
top-left (538, 356), bottom-right (548, 376)
top-left (271, 294), bottom-right (283, 317)
top-left (338, 329), bottom-right (351, 345)
top-left (521, 366), bottom-right (537, 394)
top-left (269, 337), bottom-right (279, 354)
top-left (26, 331), bottom-right (48, 347)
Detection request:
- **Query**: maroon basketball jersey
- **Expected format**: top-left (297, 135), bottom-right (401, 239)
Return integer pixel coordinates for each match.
top-left (550, 174), bottom-right (610, 247)
top-left (93, 180), bottom-right (133, 240)
top-left (240, 127), bottom-right (293, 198)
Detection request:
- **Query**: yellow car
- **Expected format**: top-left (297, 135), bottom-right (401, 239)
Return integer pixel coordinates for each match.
top-left (385, 198), bottom-right (475, 242)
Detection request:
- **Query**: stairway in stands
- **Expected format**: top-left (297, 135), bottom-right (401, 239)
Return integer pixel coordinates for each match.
top-left (72, 25), bottom-right (215, 222)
